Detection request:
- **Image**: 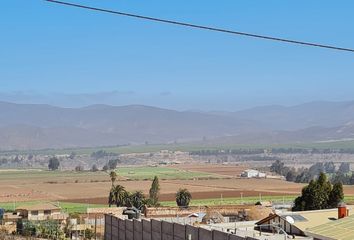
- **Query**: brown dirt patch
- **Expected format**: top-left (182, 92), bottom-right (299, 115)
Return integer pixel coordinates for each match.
top-left (169, 164), bottom-right (247, 177)
top-left (2, 164), bottom-right (354, 204)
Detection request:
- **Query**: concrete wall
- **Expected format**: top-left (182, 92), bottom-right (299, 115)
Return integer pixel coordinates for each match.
top-left (142, 219), bottom-right (152, 240)
top-left (144, 205), bottom-right (257, 219)
top-left (112, 216), bottom-right (119, 240)
top-left (119, 218), bottom-right (126, 240)
top-left (105, 215), bottom-right (257, 240)
top-left (151, 219), bottom-right (162, 240)
top-left (161, 221), bottom-right (173, 240)
top-left (134, 219), bottom-right (143, 240)
top-left (126, 219), bottom-right (134, 240)
top-left (105, 215), bottom-right (112, 240)
top-left (88, 207), bottom-right (124, 215)
top-left (173, 223), bottom-right (186, 240)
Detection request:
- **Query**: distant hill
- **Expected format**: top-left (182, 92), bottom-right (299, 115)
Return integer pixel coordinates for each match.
top-left (226, 101), bottom-right (354, 130)
top-left (0, 101), bottom-right (354, 150)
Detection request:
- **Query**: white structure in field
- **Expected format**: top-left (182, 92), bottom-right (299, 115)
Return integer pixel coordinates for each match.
top-left (241, 169), bottom-right (266, 178)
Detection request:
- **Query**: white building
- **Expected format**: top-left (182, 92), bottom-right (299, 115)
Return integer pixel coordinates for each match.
top-left (241, 169), bottom-right (266, 178)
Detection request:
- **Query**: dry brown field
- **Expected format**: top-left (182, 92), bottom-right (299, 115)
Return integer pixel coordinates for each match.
top-left (169, 164), bottom-right (247, 177)
top-left (1, 164), bottom-right (354, 205)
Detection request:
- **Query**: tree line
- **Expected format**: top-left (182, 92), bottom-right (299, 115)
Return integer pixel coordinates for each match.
top-left (108, 172), bottom-right (192, 210)
top-left (191, 148), bottom-right (354, 156)
top-left (47, 156), bottom-right (120, 172)
top-left (270, 159), bottom-right (353, 184)
top-left (90, 150), bottom-right (119, 160)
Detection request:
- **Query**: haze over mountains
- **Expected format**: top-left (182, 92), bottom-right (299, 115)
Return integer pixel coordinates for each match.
top-left (1, 101), bottom-right (354, 150)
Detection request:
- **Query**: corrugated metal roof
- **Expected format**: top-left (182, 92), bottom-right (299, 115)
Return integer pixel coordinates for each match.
top-left (306, 214), bottom-right (354, 240)
top-left (257, 209), bottom-right (341, 231)
top-left (290, 209), bottom-right (338, 230)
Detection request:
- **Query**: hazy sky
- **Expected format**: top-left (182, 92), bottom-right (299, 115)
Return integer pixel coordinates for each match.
top-left (1, 0), bottom-right (354, 110)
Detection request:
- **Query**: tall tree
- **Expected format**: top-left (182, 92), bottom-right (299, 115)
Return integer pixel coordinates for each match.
top-left (128, 191), bottom-right (146, 210)
top-left (328, 181), bottom-right (344, 208)
top-left (324, 162), bottom-right (336, 173)
top-left (286, 169), bottom-right (297, 182)
top-left (102, 165), bottom-right (109, 171)
top-left (339, 163), bottom-right (350, 174)
top-left (350, 173), bottom-right (354, 185)
top-left (109, 171), bottom-right (117, 187)
top-left (108, 159), bottom-right (119, 170)
top-left (295, 169), bottom-right (311, 183)
top-left (91, 164), bottom-right (98, 172)
top-left (108, 185), bottom-right (128, 207)
top-left (48, 157), bottom-right (60, 171)
top-left (332, 172), bottom-right (349, 185)
top-left (149, 176), bottom-right (160, 206)
top-left (270, 160), bottom-right (285, 175)
top-left (75, 165), bottom-right (84, 172)
top-left (308, 162), bottom-right (325, 177)
top-left (316, 172), bottom-right (332, 209)
top-left (176, 188), bottom-right (192, 208)
top-left (293, 173), bottom-right (344, 211)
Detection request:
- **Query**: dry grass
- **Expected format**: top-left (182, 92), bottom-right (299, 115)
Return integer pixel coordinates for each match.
top-left (2, 164), bottom-right (354, 205)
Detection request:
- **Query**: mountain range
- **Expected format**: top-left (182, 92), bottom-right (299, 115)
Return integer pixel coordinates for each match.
top-left (1, 101), bottom-right (354, 150)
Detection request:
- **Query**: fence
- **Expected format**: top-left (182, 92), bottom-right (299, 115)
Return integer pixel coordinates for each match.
top-left (104, 215), bottom-right (257, 240)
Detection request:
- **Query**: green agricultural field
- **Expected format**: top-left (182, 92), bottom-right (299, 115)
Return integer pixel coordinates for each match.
top-left (117, 166), bottom-right (220, 180)
top-left (0, 166), bottom-right (221, 182)
top-left (0, 169), bottom-right (107, 181)
top-left (2, 195), bottom-right (354, 214)
top-left (161, 195), bottom-right (354, 207)
top-left (59, 202), bottom-right (106, 213)
top-left (161, 195), bottom-right (297, 207)
top-left (2, 139), bottom-right (354, 156)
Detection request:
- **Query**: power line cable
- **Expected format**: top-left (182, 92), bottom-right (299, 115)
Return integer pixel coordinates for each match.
top-left (44, 0), bottom-right (354, 53)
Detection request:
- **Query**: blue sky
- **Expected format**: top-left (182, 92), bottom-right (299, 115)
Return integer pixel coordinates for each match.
top-left (1, 0), bottom-right (354, 110)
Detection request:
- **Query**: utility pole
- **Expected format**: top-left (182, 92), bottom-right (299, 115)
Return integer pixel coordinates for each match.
top-left (94, 214), bottom-right (97, 240)
top-left (86, 199), bottom-right (90, 239)
top-left (82, 215), bottom-right (85, 239)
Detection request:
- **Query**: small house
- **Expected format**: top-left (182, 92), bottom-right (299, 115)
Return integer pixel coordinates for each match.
top-left (16, 203), bottom-right (68, 222)
top-left (241, 169), bottom-right (266, 178)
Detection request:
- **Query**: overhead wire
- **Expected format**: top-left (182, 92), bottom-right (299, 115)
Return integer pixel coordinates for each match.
top-left (44, 0), bottom-right (354, 53)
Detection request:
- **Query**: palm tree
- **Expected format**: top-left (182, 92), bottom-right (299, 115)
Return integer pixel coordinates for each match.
top-left (108, 187), bottom-right (115, 207)
top-left (128, 191), bottom-right (146, 210)
top-left (108, 185), bottom-right (128, 207)
top-left (176, 188), bottom-right (192, 207)
top-left (109, 171), bottom-right (117, 187)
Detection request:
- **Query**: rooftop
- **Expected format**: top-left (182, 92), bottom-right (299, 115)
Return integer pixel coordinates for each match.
top-left (16, 203), bottom-right (61, 211)
top-left (305, 214), bottom-right (354, 240)
top-left (256, 208), bottom-right (352, 237)
top-left (281, 208), bottom-right (340, 231)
